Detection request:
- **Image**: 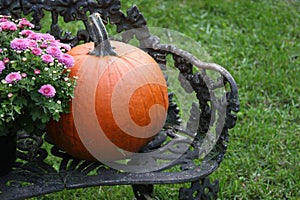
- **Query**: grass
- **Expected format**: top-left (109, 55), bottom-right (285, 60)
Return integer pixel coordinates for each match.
top-left (32, 0), bottom-right (299, 199)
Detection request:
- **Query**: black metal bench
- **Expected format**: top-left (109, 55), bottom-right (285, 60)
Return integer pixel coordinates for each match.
top-left (0, 0), bottom-right (239, 199)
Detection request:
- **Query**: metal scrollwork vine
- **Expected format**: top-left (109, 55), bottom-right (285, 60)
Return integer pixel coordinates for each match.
top-left (17, 0), bottom-right (148, 46)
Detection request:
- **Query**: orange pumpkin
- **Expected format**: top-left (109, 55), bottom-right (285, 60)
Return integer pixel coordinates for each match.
top-left (46, 13), bottom-right (168, 162)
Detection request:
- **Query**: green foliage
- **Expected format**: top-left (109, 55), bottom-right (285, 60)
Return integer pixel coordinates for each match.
top-left (30, 0), bottom-right (300, 199)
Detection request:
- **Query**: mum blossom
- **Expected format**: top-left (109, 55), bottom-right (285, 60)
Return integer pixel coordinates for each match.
top-left (18, 18), bottom-right (34, 29)
top-left (0, 17), bottom-right (8, 22)
top-left (40, 41), bottom-right (49, 49)
top-left (5, 72), bottom-right (22, 83)
top-left (38, 84), bottom-right (56, 98)
top-left (31, 48), bottom-right (42, 56)
top-left (41, 54), bottom-right (54, 63)
top-left (28, 40), bottom-right (38, 48)
top-left (46, 46), bottom-right (62, 59)
top-left (49, 40), bottom-right (62, 48)
top-left (59, 53), bottom-right (74, 68)
top-left (10, 38), bottom-right (29, 51)
top-left (34, 69), bottom-right (41, 75)
top-left (1, 21), bottom-right (17, 31)
top-left (0, 61), bottom-right (5, 74)
top-left (3, 58), bottom-right (9, 64)
top-left (27, 33), bottom-right (44, 40)
top-left (28, 32), bottom-right (55, 41)
top-left (59, 43), bottom-right (71, 51)
top-left (40, 33), bottom-right (55, 41)
top-left (20, 29), bottom-right (34, 37)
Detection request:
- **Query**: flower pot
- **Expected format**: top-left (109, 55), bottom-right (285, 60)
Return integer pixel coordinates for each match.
top-left (0, 135), bottom-right (17, 176)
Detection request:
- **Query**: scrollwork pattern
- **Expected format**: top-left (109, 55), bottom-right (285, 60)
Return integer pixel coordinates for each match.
top-left (15, 0), bottom-right (148, 46)
top-left (0, 0), bottom-right (21, 18)
top-left (179, 177), bottom-right (219, 200)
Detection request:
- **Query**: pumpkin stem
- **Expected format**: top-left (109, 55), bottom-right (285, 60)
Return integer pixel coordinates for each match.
top-left (88, 13), bottom-right (118, 57)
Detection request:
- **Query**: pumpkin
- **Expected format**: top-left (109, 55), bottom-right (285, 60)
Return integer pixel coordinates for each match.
top-left (46, 13), bottom-right (168, 162)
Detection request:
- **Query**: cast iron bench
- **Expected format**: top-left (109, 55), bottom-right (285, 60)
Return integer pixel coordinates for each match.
top-left (0, 0), bottom-right (239, 199)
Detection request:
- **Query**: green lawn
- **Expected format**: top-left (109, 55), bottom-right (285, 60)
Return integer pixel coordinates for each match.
top-left (34, 0), bottom-right (299, 199)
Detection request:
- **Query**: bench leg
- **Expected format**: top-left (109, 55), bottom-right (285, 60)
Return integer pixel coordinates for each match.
top-left (179, 177), bottom-right (219, 200)
top-left (132, 184), bottom-right (154, 200)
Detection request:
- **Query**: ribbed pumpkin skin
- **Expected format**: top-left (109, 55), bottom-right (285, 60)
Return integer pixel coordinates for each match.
top-left (46, 41), bottom-right (168, 161)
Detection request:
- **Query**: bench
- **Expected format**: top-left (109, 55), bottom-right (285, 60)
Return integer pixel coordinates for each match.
top-left (0, 0), bottom-right (239, 199)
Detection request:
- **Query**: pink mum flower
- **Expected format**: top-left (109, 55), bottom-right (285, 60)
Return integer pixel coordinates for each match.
top-left (28, 40), bottom-right (38, 48)
top-left (28, 33), bottom-right (44, 40)
top-left (18, 18), bottom-right (34, 29)
top-left (5, 72), bottom-right (22, 83)
top-left (3, 58), bottom-right (9, 64)
top-left (60, 43), bottom-right (71, 51)
top-left (46, 46), bottom-right (62, 59)
top-left (0, 17), bottom-right (8, 22)
top-left (38, 84), bottom-right (56, 98)
top-left (0, 61), bottom-right (5, 74)
top-left (31, 48), bottom-right (42, 56)
top-left (34, 69), bottom-right (41, 75)
top-left (40, 33), bottom-right (55, 41)
top-left (1, 21), bottom-right (17, 31)
top-left (58, 53), bottom-right (74, 68)
top-left (10, 38), bottom-right (29, 51)
top-left (40, 41), bottom-right (49, 49)
top-left (41, 54), bottom-right (54, 63)
top-left (20, 29), bottom-right (34, 37)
